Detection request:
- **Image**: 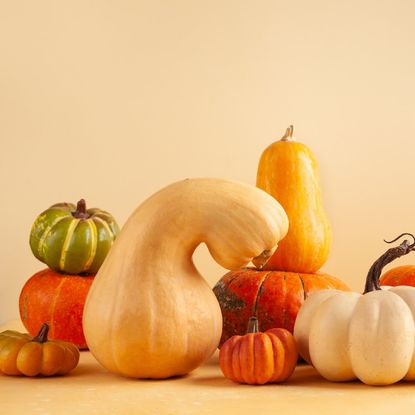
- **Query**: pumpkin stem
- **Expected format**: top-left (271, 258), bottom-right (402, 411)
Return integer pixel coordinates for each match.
top-left (72, 199), bottom-right (90, 219)
top-left (363, 233), bottom-right (415, 294)
top-left (280, 125), bottom-right (294, 141)
top-left (33, 323), bottom-right (50, 343)
top-left (246, 317), bottom-right (260, 334)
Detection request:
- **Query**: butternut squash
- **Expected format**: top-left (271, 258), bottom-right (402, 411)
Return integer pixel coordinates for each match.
top-left (83, 178), bottom-right (288, 379)
top-left (256, 126), bottom-right (331, 273)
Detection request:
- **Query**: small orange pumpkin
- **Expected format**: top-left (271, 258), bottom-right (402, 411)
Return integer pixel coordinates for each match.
top-left (380, 265), bottom-right (415, 287)
top-left (0, 323), bottom-right (79, 376)
top-left (219, 317), bottom-right (298, 385)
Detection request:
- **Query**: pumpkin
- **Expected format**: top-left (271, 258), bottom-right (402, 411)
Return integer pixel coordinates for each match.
top-left (256, 125), bottom-right (332, 273)
top-left (213, 267), bottom-right (349, 347)
top-left (294, 233), bottom-right (415, 385)
top-left (380, 265), bottom-right (415, 287)
top-left (83, 178), bottom-right (289, 379)
top-left (219, 316), bottom-right (298, 384)
top-left (0, 323), bottom-right (79, 376)
top-left (19, 268), bottom-right (94, 349)
top-left (30, 199), bottom-right (119, 274)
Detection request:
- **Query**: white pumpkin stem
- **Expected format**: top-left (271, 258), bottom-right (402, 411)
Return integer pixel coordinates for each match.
top-left (363, 234), bottom-right (415, 294)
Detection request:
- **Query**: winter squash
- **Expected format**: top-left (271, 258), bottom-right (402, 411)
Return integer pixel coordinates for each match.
top-left (219, 317), bottom-right (298, 384)
top-left (380, 265), bottom-right (415, 287)
top-left (294, 233), bottom-right (415, 385)
top-left (213, 267), bottom-right (349, 347)
top-left (256, 125), bottom-right (332, 273)
top-left (19, 268), bottom-right (94, 349)
top-left (30, 199), bottom-right (119, 274)
top-left (0, 323), bottom-right (79, 376)
top-left (83, 178), bottom-right (289, 379)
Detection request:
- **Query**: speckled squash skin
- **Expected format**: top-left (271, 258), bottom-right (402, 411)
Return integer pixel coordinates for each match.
top-left (19, 268), bottom-right (94, 349)
top-left (213, 268), bottom-right (349, 347)
top-left (29, 199), bottom-right (119, 274)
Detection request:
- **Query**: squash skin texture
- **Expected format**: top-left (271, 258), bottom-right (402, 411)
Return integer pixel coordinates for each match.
top-left (256, 137), bottom-right (331, 273)
top-left (294, 287), bottom-right (415, 385)
top-left (83, 178), bottom-right (288, 379)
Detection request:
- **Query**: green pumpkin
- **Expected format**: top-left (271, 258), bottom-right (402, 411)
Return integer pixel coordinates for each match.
top-left (30, 199), bottom-right (120, 274)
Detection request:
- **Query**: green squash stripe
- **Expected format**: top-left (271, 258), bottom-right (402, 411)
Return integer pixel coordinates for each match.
top-left (82, 220), bottom-right (98, 272)
top-left (37, 216), bottom-right (69, 259)
top-left (59, 219), bottom-right (80, 270)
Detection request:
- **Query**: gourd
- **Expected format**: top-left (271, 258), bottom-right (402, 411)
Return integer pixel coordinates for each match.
top-left (294, 233), bottom-right (415, 385)
top-left (380, 265), bottom-right (415, 287)
top-left (219, 317), bottom-right (297, 384)
top-left (256, 125), bottom-right (332, 273)
top-left (83, 178), bottom-right (289, 379)
top-left (19, 268), bottom-right (94, 349)
top-left (0, 323), bottom-right (79, 376)
top-left (30, 199), bottom-right (119, 274)
top-left (213, 267), bottom-right (349, 347)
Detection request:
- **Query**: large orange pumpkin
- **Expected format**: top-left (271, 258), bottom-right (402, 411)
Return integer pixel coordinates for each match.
top-left (380, 265), bottom-right (415, 287)
top-left (19, 268), bottom-right (94, 349)
top-left (213, 267), bottom-right (349, 347)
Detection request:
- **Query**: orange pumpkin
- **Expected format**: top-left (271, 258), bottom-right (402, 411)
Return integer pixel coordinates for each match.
top-left (380, 265), bottom-right (415, 287)
top-left (19, 269), bottom-right (94, 349)
top-left (213, 267), bottom-right (349, 347)
top-left (256, 125), bottom-right (332, 273)
top-left (219, 317), bottom-right (298, 384)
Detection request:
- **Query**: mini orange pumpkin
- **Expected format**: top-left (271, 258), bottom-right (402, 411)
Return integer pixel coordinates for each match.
top-left (0, 323), bottom-right (79, 376)
top-left (219, 317), bottom-right (298, 385)
top-left (380, 265), bottom-right (415, 287)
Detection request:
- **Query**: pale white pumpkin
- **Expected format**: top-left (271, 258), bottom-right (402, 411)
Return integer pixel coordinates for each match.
top-left (83, 178), bottom-right (288, 379)
top-left (294, 236), bottom-right (415, 386)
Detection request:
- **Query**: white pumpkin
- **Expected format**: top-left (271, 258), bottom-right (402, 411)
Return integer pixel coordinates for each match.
top-left (294, 236), bottom-right (415, 385)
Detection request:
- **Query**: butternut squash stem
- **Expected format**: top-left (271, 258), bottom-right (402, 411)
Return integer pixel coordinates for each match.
top-left (280, 125), bottom-right (294, 141)
top-left (33, 323), bottom-right (50, 343)
top-left (72, 199), bottom-right (90, 219)
top-left (363, 233), bottom-right (415, 294)
top-left (247, 317), bottom-right (259, 334)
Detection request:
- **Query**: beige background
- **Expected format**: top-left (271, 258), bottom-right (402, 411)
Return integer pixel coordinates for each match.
top-left (1, 0), bottom-right (415, 325)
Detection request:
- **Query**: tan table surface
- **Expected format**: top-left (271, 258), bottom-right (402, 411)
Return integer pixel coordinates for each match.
top-left (1, 320), bottom-right (415, 415)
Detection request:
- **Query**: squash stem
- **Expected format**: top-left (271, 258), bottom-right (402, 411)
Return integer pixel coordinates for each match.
top-left (72, 199), bottom-right (90, 219)
top-left (280, 125), bottom-right (294, 141)
top-left (33, 323), bottom-right (50, 343)
top-left (247, 317), bottom-right (259, 334)
top-left (363, 234), bottom-right (415, 294)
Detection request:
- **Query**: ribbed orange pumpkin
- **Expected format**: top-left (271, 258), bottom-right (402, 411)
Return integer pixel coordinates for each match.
top-left (213, 267), bottom-right (349, 347)
top-left (19, 269), bottom-right (94, 349)
top-left (219, 317), bottom-right (298, 384)
top-left (380, 265), bottom-right (415, 287)
top-left (256, 125), bottom-right (332, 273)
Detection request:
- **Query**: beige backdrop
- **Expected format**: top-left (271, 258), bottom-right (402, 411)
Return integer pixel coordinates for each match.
top-left (1, 0), bottom-right (415, 325)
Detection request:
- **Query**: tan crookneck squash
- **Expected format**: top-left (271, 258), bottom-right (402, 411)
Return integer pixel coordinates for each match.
top-left (83, 178), bottom-right (288, 379)
top-left (257, 126), bottom-right (331, 273)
